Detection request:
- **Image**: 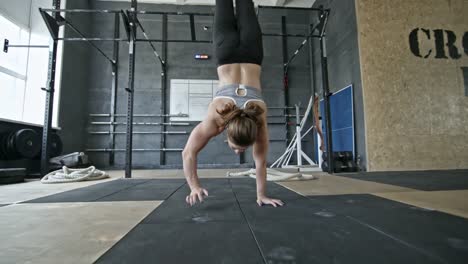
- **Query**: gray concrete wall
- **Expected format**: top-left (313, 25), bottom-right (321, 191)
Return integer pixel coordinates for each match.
top-left (85, 1), bottom-right (316, 169)
top-left (57, 0), bottom-right (92, 154)
top-left (311, 0), bottom-right (366, 170)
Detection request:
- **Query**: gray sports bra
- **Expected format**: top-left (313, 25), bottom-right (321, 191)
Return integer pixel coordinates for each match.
top-left (214, 84), bottom-right (264, 109)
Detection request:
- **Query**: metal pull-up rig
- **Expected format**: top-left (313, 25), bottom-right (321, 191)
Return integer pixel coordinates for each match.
top-left (16, 0), bottom-right (332, 178)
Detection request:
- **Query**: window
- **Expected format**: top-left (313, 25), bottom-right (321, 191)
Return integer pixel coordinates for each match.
top-left (0, 14), bottom-right (30, 121)
top-left (170, 79), bottom-right (219, 122)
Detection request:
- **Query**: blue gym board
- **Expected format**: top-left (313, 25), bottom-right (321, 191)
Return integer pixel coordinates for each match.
top-left (315, 85), bottom-right (355, 161)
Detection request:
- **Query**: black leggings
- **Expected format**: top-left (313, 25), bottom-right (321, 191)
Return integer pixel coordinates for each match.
top-left (214, 0), bottom-right (263, 66)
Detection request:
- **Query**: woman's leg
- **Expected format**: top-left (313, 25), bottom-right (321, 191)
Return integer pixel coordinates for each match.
top-left (214, 0), bottom-right (240, 66)
top-left (235, 0), bottom-right (263, 65)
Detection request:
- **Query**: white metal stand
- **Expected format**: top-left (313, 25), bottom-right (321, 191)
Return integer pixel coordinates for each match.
top-left (271, 96), bottom-right (321, 171)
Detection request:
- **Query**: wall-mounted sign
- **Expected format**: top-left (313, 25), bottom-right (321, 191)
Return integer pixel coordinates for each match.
top-left (409, 28), bottom-right (468, 59)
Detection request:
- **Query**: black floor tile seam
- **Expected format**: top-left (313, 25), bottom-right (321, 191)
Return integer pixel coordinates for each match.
top-left (273, 181), bottom-right (312, 198)
top-left (93, 182), bottom-right (189, 264)
top-left (163, 181), bottom-right (189, 200)
top-left (95, 221), bottom-right (266, 264)
top-left (228, 178), bottom-right (268, 264)
top-left (87, 179), bottom-right (155, 202)
top-left (345, 215), bottom-right (449, 264)
top-left (18, 179), bottom-right (154, 204)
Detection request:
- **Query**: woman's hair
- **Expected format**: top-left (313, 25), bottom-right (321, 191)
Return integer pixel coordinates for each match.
top-left (217, 103), bottom-right (265, 147)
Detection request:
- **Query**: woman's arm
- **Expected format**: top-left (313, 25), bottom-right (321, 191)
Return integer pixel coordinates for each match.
top-left (182, 103), bottom-right (221, 204)
top-left (252, 112), bottom-right (268, 197)
top-left (252, 108), bottom-right (284, 207)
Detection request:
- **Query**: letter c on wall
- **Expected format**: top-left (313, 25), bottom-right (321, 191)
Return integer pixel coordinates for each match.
top-left (409, 28), bottom-right (432, 58)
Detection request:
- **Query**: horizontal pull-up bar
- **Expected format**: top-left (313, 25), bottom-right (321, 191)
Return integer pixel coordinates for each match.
top-left (56, 37), bottom-right (127, 41)
top-left (91, 122), bottom-right (190, 126)
top-left (55, 35), bottom-right (316, 43)
top-left (41, 7), bottom-right (330, 16)
top-left (89, 113), bottom-right (188, 117)
top-left (86, 148), bottom-right (183, 152)
top-left (132, 10), bottom-right (214, 16)
top-left (41, 9), bottom-right (120, 13)
top-left (3, 39), bottom-right (48, 53)
top-left (88, 131), bottom-right (188, 135)
top-left (263, 33), bottom-right (309, 38)
top-left (135, 38), bottom-right (212, 43)
top-left (258, 5), bottom-right (330, 12)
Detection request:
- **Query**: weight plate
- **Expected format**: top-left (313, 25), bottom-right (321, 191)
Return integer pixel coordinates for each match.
top-left (334, 160), bottom-right (344, 173)
top-left (49, 133), bottom-right (63, 157)
top-left (343, 151), bottom-right (353, 161)
top-left (7, 131), bottom-right (18, 159)
top-left (321, 152), bottom-right (327, 161)
top-left (321, 160), bottom-right (329, 172)
top-left (0, 132), bottom-right (9, 159)
top-left (15, 129), bottom-right (41, 159)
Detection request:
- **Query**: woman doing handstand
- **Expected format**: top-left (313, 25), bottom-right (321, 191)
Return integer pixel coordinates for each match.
top-left (182, 0), bottom-right (284, 207)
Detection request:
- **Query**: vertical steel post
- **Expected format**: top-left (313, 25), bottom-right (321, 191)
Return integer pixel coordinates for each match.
top-left (40, 0), bottom-right (61, 176)
top-left (295, 104), bottom-right (302, 166)
top-left (319, 9), bottom-right (333, 173)
top-left (125, 0), bottom-right (137, 178)
top-left (281, 16), bottom-right (289, 149)
top-left (308, 23), bottom-right (317, 161)
top-left (109, 13), bottom-right (120, 165)
top-left (159, 14), bottom-right (168, 166)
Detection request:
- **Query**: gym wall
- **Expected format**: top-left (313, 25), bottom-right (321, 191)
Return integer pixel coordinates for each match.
top-left (356, 0), bottom-right (468, 171)
top-left (310, 0), bottom-right (366, 170)
top-left (58, 0), bottom-right (92, 155)
top-left (85, 1), bottom-right (315, 169)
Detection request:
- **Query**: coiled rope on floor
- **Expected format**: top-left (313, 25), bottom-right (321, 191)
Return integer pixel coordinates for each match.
top-left (41, 166), bottom-right (109, 184)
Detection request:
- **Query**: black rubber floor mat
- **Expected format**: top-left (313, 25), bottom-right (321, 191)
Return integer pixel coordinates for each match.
top-left (22, 179), bottom-right (186, 203)
top-left (305, 194), bottom-right (468, 264)
top-left (251, 217), bottom-right (442, 264)
top-left (142, 198), bottom-right (244, 224)
top-left (338, 170), bottom-right (468, 191)
top-left (229, 178), bottom-right (304, 201)
top-left (98, 179), bottom-right (186, 202)
top-left (95, 182), bottom-right (468, 264)
top-left (95, 222), bottom-right (265, 264)
top-left (169, 178), bottom-right (236, 200)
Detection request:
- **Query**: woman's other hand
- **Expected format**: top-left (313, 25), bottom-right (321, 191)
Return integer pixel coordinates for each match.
top-left (186, 187), bottom-right (209, 206)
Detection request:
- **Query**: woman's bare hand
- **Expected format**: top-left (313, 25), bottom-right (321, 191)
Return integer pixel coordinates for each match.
top-left (257, 196), bottom-right (284, 207)
top-left (186, 187), bottom-right (209, 206)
